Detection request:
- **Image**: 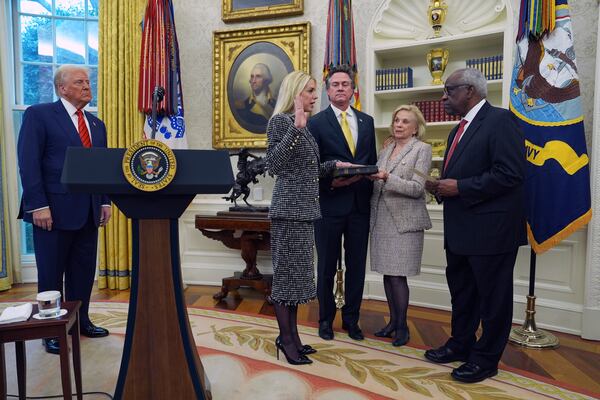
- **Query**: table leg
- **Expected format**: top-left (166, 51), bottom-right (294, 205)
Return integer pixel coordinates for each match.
top-left (15, 341), bottom-right (26, 400)
top-left (71, 312), bottom-right (82, 400)
top-left (213, 284), bottom-right (230, 300)
top-left (240, 234), bottom-right (263, 279)
top-left (58, 331), bottom-right (72, 400)
top-left (0, 343), bottom-right (6, 400)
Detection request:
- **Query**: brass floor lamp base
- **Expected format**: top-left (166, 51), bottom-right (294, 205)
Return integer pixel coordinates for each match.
top-left (510, 326), bottom-right (559, 348)
top-left (334, 266), bottom-right (345, 309)
top-left (509, 295), bottom-right (559, 349)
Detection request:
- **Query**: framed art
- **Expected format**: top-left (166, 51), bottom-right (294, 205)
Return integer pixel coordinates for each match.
top-left (213, 22), bottom-right (310, 149)
top-left (222, 0), bottom-right (303, 23)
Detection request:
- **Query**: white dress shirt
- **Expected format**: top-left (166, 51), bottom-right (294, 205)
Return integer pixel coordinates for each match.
top-left (457, 98), bottom-right (486, 143)
top-left (60, 97), bottom-right (92, 145)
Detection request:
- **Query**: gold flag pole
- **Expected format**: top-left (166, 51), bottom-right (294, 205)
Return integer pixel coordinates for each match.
top-left (334, 242), bottom-right (345, 309)
top-left (509, 249), bottom-right (559, 348)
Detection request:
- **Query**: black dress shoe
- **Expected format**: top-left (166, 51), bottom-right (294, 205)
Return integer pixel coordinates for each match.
top-left (80, 323), bottom-right (109, 338)
top-left (424, 345), bottom-right (467, 364)
top-left (318, 321), bottom-right (334, 340)
top-left (43, 338), bottom-right (60, 355)
top-left (451, 362), bottom-right (498, 383)
top-left (342, 323), bottom-right (364, 341)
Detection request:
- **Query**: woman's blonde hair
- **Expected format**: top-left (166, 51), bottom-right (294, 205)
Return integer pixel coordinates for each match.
top-left (389, 104), bottom-right (427, 139)
top-left (272, 70), bottom-right (315, 115)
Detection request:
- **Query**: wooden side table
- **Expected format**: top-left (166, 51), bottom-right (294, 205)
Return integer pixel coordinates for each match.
top-left (195, 211), bottom-right (272, 301)
top-left (0, 301), bottom-right (82, 400)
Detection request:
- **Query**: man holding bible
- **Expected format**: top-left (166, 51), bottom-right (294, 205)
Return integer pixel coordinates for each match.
top-left (308, 64), bottom-right (377, 341)
top-left (424, 68), bottom-right (526, 383)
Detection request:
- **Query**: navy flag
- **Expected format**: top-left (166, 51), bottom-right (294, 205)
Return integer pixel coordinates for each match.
top-left (510, 0), bottom-right (591, 253)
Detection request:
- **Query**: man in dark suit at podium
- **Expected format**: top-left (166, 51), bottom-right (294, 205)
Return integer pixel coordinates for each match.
top-left (308, 65), bottom-right (377, 341)
top-left (424, 68), bottom-right (526, 383)
top-left (17, 65), bottom-right (112, 354)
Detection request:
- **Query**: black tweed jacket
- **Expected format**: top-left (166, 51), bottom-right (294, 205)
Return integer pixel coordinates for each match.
top-left (266, 113), bottom-right (336, 221)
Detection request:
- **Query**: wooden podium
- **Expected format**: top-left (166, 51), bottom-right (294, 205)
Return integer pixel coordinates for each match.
top-left (62, 148), bottom-right (234, 400)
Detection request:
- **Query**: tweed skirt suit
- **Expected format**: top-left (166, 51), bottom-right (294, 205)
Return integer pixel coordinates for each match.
top-left (370, 137), bottom-right (432, 276)
top-left (266, 113), bottom-right (336, 305)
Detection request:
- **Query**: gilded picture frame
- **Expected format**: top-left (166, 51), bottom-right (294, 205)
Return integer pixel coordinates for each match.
top-left (222, 0), bottom-right (303, 23)
top-left (213, 22), bottom-right (310, 149)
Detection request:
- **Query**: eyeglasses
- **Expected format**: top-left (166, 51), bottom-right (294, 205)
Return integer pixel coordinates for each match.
top-left (443, 84), bottom-right (471, 95)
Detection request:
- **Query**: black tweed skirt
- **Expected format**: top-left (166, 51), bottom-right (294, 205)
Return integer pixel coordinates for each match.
top-left (269, 219), bottom-right (317, 306)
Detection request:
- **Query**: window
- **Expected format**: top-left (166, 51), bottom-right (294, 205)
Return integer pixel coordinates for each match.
top-left (10, 0), bottom-right (100, 256)
top-left (14, 0), bottom-right (99, 107)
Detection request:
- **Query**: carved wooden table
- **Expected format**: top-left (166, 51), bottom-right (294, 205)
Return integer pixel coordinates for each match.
top-left (195, 211), bottom-right (272, 301)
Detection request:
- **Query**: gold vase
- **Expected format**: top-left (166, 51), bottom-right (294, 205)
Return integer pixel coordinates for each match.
top-left (428, 0), bottom-right (448, 38)
top-left (427, 48), bottom-right (449, 85)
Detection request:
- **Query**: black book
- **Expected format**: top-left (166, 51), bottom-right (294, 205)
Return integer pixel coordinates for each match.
top-left (332, 165), bottom-right (379, 178)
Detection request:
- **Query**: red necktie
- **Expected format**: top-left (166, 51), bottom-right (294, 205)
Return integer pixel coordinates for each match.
top-left (76, 109), bottom-right (92, 148)
top-left (443, 119), bottom-right (467, 171)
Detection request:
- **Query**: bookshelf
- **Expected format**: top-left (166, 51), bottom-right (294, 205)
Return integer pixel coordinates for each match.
top-left (365, 0), bottom-right (515, 207)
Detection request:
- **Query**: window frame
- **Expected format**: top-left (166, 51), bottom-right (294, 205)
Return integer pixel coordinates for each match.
top-left (7, 0), bottom-right (100, 261)
top-left (11, 0), bottom-right (99, 108)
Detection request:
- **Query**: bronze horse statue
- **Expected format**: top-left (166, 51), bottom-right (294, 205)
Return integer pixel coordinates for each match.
top-left (223, 148), bottom-right (270, 210)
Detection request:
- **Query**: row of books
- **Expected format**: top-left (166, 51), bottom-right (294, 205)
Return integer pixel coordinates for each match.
top-left (375, 55), bottom-right (503, 93)
top-left (412, 100), bottom-right (461, 122)
top-left (375, 67), bottom-right (413, 91)
top-left (466, 55), bottom-right (503, 80)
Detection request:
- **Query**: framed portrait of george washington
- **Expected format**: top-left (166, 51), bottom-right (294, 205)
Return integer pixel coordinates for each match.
top-left (213, 22), bottom-right (310, 149)
top-left (222, 0), bottom-right (303, 23)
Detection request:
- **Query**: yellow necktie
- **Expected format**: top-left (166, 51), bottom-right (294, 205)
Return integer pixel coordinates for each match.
top-left (340, 111), bottom-right (356, 156)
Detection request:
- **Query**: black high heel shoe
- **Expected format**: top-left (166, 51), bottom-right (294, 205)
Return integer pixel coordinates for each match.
top-left (299, 344), bottom-right (317, 355)
top-left (276, 336), bottom-right (317, 356)
top-left (275, 337), bottom-right (312, 365)
top-left (392, 327), bottom-right (410, 347)
top-left (374, 324), bottom-right (395, 338)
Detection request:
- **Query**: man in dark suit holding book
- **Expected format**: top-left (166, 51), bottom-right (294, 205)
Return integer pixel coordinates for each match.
top-left (308, 64), bottom-right (377, 341)
top-left (424, 68), bottom-right (526, 383)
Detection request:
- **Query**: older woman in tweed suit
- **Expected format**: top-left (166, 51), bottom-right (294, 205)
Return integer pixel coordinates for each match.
top-left (369, 104), bottom-right (432, 346)
top-left (266, 71), bottom-right (348, 365)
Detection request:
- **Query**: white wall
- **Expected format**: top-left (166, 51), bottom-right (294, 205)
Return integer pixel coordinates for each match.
top-left (172, 0), bottom-right (598, 336)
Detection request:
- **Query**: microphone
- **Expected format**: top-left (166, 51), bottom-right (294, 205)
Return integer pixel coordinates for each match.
top-left (150, 86), bottom-right (165, 140)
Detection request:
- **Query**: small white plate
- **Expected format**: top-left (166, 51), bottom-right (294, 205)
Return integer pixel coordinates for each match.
top-left (32, 309), bottom-right (68, 320)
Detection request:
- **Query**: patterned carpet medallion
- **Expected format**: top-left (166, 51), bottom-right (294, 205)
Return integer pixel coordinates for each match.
top-left (1, 302), bottom-right (597, 399)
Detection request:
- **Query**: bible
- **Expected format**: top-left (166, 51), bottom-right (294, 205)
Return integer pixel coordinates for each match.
top-left (333, 165), bottom-right (378, 178)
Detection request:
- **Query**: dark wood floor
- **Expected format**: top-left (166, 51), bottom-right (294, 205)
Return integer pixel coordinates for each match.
top-left (2, 283), bottom-right (600, 394)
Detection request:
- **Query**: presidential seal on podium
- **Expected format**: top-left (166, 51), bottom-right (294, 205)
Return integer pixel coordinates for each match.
top-left (122, 139), bottom-right (177, 192)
